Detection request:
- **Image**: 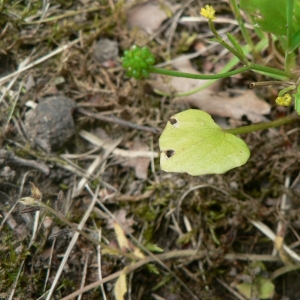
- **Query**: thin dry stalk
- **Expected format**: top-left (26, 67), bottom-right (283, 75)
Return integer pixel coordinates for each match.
top-left (45, 184), bottom-right (100, 300)
top-left (96, 227), bottom-right (107, 300)
top-left (216, 278), bottom-right (247, 300)
top-left (77, 252), bottom-right (90, 300)
top-left (85, 184), bottom-right (198, 300)
top-left (272, 175), bottom-right (291, 256)
top-left (250, 219), bottom-right (300, 263)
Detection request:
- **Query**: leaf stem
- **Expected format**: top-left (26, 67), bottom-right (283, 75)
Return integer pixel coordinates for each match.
top-left (148, 65), bottom-right (252, 80)
top-left (149, 62), bottom-right (290, 81)
top-left (250, 63), bottom-right (291, 78)
top-left (224, 113), bottom-right (298, 135)
top-left (229, 0), bottom-right (254, 50)
top-left (208, 20), bottom-right (249, 65)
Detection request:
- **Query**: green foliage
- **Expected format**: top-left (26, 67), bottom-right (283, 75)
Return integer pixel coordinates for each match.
top-left (144, 243), bottom-right (164, 253)
top-left (240, 0), bottom-right (300, 38)
top-left (176, 231), bottom-right (196, 245)
top-left (159, 110), bottom-right (250, 176)
top-left (291, 28), bottom-right (300, 51)
top-left (235, 262), bottom-right (275, 299)
top-left (236, 276), bottom-right (275, 299)
top-left (226, 32), bottom-right (245, 56)
top-left (122, 45), bottom-right (155, 79)
top-left (0, 237), bottom-right (31, 294)
top-left (146, 263), bottom-right (160, 275)
top-left (121, 2), bottom-right (300, 176)
top-left (293, 85), bottom-right (300, 114)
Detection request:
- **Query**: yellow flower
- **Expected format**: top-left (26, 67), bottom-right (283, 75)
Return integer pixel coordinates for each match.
top-left (200, 5), bottom-right (216, 21)
top-left (275, 94), bottom-right (292, 106)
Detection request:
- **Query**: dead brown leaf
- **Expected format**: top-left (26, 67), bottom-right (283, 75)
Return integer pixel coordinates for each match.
top-left (122, 140), bottom-right (150, 179)
top-left (127, 0), bottom-right (178, 34)
top-left (107, 209), bottom-right (136, 234)
top-left (114, 272), bottom-right (127, 300)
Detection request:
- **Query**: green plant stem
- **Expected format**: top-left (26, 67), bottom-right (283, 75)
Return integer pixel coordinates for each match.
top-left (224, 113), bottom-right (298, 135)
top-left (154, 34), bottom-right (273, 98)
top-left (249, 63), bottom-right (290, 78)
top-left (149, 62), bottom-right (290, 81)
top-left (287, 0), bottom-right (293, 49)
top-left (278, 85), bottom-right (296, 97)
top-left (208, 20), bottom-right (249, 65)
top-left (149, 65), bottom-right (252, 79)
top-left (285, 0), bottom-right (294, 71)
top-left (229, 0), bottom-right (254, 50)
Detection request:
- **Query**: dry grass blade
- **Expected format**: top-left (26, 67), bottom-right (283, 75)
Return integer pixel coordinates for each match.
top-left (73, 136), bottom-right (122, 197)
top-left (45, 185), bottom-right (100, 300)
top-left (0, 38), bottom-right (80, 85)
top-left (216, 278), bottom-right (247, 300)
top-left (77, 253), bottom-right (90, 300)
top-left (48, 228), bottom-right (70, 240)
top-left (18, 206), bottom-right (41, 215)
top-left (85, 184), bottom-right (198, 300)
top-left (78, 107), bottom-right (160, 134)
top-left (80, 130), bottom-right (158, 158)
top-left (95, 227), bottom-right (107, 300)
top-left (250, 219), bottom-right (300, 263)
top-left (114, 272), bottom-right (127, 300)
top-left (60, 249), bottom-right (281, 300)
top-left (55, 190), bottom-right (64, 214)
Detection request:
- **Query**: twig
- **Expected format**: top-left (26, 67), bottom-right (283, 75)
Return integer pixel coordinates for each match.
top-left (85, 184), bottom-right (198, 300)
top-left (79, 130), bottom-right (158, 158)
top-left (73, 136), bottom-right (122, 197)
top-left (0, 149), bottom-right (50, 175)
top-left (113, 190), bottom-right (154, 202)
top-left (0, 171), bottom-right (34, 232)
top-left (45, 185), bottom-right (100, 300)
top-left (216, 278), bottom-right (247, 300)
top-left (250, 219), bottom-right (300, 262)
top-left (77, 252), bottom-right (90, 300)
top-left (43, 237), bottom-right (56, 291)
top-left (0, 38), bottom-right (80, 85)
top-left (77, 107), bottom-right (160, 134)
top-left (273, 175), bottom-right (291, 256)
top-left (96, 227), bottom-right (107, 300)
top-left (60, 250), bottom-right (282, 300)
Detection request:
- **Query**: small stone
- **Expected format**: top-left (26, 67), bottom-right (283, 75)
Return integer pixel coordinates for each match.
top-left (94, 38), bottom-right (119, 67)
top-left (24, 96), bottom-right (77, 152)
top-left (43, 216), bottom-right (53, 229)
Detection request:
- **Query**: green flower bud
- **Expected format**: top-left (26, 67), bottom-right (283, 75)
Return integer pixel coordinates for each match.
top-left (122, 45), bottom-right (155, 79)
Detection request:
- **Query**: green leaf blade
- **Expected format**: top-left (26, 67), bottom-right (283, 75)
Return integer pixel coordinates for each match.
top-left (159, 110), bottom-right (250, 176)
top-left (291, 29), bottom-right (300, 52)
top-left (227, 32), bottom-right (245, 56)
top-left (240, 0), bottom-right (300, 38)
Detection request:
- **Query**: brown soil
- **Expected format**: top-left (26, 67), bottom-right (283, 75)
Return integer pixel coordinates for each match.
top-left (1, 1), bottom-right (300, 300)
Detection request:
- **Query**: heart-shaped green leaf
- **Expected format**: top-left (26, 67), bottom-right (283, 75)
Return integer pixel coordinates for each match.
top-left (159, 109), bottom-right (250, 176)
top-left (240, 0), bottom-right (300, 38)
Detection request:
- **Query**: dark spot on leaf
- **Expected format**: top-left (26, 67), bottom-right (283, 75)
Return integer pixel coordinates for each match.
top-left (165, 150), bottom-right (175, 158)
top-left (169, 118), bottom-right (177, 126)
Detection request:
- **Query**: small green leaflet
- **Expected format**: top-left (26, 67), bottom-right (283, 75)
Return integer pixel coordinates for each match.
top-left (159, 110), bottom-right (250, 176)
top-left (293, 84), bottom-right (300, 115)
